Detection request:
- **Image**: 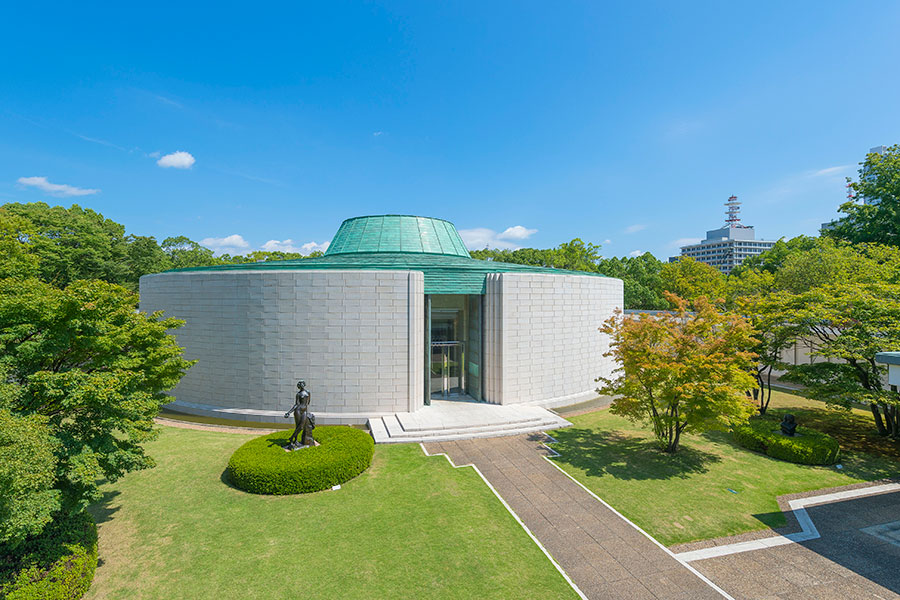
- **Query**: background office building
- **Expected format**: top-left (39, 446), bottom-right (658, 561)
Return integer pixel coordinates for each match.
top-left (671, 196), bottom-right (776, 275)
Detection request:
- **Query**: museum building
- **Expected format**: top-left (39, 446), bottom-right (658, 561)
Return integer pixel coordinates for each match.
top-left (139, 215), bottom-right (623, 425)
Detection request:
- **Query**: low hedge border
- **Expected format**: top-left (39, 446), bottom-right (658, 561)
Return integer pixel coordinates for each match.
top-left (732, 417), bottom-right (841, 465)
top-left (0, 509), bottom-right (98, 600)
top-left (227, 426), bottom-right (374, 494)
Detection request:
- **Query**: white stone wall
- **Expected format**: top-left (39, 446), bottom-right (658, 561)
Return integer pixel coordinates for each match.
top-left (139, 269), bottom-right (424, 424)
top-left (483, 273), bottom-right (623, 407)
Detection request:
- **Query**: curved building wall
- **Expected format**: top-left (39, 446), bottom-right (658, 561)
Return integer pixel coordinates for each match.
top-left (484, 273), bottom-right (622, 407)
top-left (140, 270), bottom-right (425, 424)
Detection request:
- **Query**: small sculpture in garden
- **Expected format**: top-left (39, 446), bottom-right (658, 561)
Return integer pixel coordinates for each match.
top-left (780, 413), bottom-right (797, 436)
top-left (284, 380), bottom-right (317, 451)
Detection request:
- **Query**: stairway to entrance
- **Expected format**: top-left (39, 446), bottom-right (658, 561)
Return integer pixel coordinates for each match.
top-left (368, 400), bottom-right (571, 444)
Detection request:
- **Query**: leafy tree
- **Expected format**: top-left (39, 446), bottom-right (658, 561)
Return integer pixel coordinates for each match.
top-left (736, 295), bottom-right (800, 415)
top-left (126, 235), bottom-right (172, 286)
top-left (826, 144), bottom-right (900, 246)
top-left (0, 278), bottom-right (193, 513)
top-left (597, 294), bottom-right (757, 453)
top-left (660, 257), bottom-right (726, 304)
top-left (160, 235), bottom-right (219, 269)
top-left (758, 282), bottom-right (900, 437)
top-left (730, 236), bottom-right (818, 277)
top-left (0, 397), bottom-right (59, 549)
top-left (0, 209), bottom-right (40, 280)
top-left (596, 253), bottom-right (667, 310)
top-left (547, 239), bottom-right (601, 271)
top-left (1, 202), bottom-right (131, 288)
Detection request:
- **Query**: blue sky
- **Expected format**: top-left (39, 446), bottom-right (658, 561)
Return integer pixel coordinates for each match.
top-left (2, 2), bottom-right (899, 259)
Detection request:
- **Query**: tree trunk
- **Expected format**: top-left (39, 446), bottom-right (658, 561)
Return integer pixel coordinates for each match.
top-left (871, 402), bottom-right (888, 436)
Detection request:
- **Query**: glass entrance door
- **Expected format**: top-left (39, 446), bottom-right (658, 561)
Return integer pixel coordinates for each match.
top-left (431, 342), bottom-right (464, 397)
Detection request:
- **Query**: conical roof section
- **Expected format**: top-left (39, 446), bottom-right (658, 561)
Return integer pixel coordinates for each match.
top-left (325, 215), bottom-right (470, 258)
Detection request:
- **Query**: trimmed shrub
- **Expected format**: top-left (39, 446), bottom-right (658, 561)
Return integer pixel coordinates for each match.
top-left (227, 426), bottom-right (374, 494)
top-left (0, 509), bottom-right (98, 600)
top-left (732, 418), bottom-right (841, 465)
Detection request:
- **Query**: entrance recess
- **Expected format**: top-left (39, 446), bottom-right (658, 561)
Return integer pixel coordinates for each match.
top-left (427, 295), bottom-right (483, 402)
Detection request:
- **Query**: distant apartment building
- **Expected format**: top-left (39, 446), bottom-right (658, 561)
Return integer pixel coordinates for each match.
top-left (670, 196), bottom-right (776, 275)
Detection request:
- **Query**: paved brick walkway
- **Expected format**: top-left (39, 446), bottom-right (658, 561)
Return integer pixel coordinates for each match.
top-left (425, 434), bottom-right (727, 600)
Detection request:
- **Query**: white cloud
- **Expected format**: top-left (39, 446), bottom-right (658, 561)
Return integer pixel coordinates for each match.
top-left (148, 151), bottom-right (161, 158)
top-left (669, 237), bottom-right (702, 248)
top-left (373, 131), bottom-right (383, 137)
top-left (17, 176), bottom-right (99, 197)
top-left (497, 225), bottom-right (538, 241)
top-left (624, 224), bottom-right (647, 234)
top-left (629, 250), bottom-right (645, 257)
top-left (603, 239), bottom-right (612, 245)
top-left (157, 151), bottom-right (196, 169)
top-left (811, 165), bottom-right (850, 178)
top-left (458, 226), bottom-right (538, 250)
top-left (200, 234), bottom-right (250, 255)
top-left (262, 239), bottom-right (330, 255)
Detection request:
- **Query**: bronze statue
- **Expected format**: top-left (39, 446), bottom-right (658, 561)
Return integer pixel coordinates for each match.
top-left (780, 414), bottom-right (797, 436)
top-left (284, 380), bottom-right (316, 450)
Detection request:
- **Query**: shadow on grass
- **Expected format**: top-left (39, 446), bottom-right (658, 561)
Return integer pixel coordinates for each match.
top-left (550, 428), bottom-right (721, 481)
top-left (703, 426), bottom-right (899, 482)
top-left (765, 407), bottom-right (900, 461)
top-left (87, 489), bottom-right (122, 526)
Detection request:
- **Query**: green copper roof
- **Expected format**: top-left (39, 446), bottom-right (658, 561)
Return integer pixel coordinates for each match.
top-left (167, 252), bottom-right (608, 295)
top-left (164, 214), bottom-right (611, 294)
top-left (325, 215), bottom-right (470, 257)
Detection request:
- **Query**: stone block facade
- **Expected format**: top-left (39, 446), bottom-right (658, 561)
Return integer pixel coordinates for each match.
top-left (483, 272), bottom-right (622, 407)
top-left (140, 267), bottom-right (622, 423)
top-left (140, 269), bottom-right (424, 424)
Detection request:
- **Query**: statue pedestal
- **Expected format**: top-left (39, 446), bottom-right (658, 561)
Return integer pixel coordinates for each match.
top-left (283, 440), bottom-right (320, 452)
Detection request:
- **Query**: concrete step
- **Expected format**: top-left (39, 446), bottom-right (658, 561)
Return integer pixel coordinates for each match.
top-left (396, 407), bottom-right (545, 432)
top-left (367, 417), bottom-right (389, 443)
top-left (368, 410), bottom-right (572, 444)
top-left (384, 416), bottom-right (563, 440)
top-left (374, 418), bottom-right (571, 444)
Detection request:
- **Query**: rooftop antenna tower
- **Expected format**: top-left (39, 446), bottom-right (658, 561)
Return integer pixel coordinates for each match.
top-left (724, 195), bottom-right (747, 228)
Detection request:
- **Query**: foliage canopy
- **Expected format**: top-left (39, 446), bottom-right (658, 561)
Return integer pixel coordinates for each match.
top-left (597, 294), bottom-right (757, 453)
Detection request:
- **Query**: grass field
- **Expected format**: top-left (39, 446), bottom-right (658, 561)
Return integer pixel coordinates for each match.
top-left (86, 426), bottom-right (577, 600)
top-left (549, 390), bottom-right (900, 547)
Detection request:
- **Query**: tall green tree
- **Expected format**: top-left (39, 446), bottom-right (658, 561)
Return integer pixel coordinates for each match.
top-left (0, 398), bottom-right (59, 549)
top-left (660, 257), bottom-right (726, 303)
top-left (826, 144), bottom-right (900, 246)
top-left (0, 278), bottom-right (193, 517)
top-left (597, 294), bottom-right (757, 453)
top-left (0, 209), bottom-right (40, 280)
top-left (1, 203), bottom-right (131, 288)
top-left (758, 282), bottom-right (900, 437)
top-left (160, 236), bottom-right (219, 269)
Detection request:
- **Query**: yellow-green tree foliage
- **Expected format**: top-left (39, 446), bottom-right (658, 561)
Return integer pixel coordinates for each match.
top-left (660, 257), bottom-right (726, 304)
top-left (597, 294), bottom-right (757, 453)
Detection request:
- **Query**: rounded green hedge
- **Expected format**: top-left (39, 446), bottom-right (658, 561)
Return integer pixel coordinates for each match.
top-left (732, 418), bottom-right (841, 465)
top-left (0, 509), bottom-right (98, 600)
top-left (227, 426), bottom-right (374, 494)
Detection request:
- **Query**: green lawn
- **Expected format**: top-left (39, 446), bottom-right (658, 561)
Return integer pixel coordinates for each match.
top-left (86, 426), bottom-right (577, 600)
top-left (549, 391), bottom-right (900, 547)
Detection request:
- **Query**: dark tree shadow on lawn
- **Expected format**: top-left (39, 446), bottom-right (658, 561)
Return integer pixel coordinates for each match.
top-left (87, 489), bottom-right (122, 526)
top-left (550, 428), bottom-right (721, 481)
top-left (702, 429), bottom-right (899, 482)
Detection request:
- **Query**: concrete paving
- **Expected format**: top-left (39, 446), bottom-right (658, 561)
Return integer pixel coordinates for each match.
top-left (691, 491), bottom-right (900, 600)
top-left (425, 434), bottom-right (727, 600)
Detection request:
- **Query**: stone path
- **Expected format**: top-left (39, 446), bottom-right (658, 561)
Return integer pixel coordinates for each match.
top-left (425, 434), bottom-right (729, 600)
